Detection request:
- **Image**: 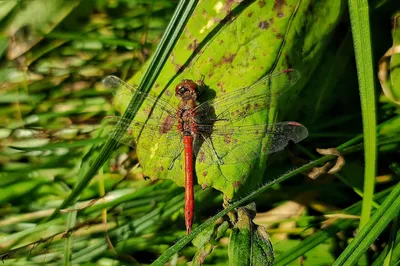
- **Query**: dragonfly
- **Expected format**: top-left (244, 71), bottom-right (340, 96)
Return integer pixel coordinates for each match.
top-left (102, 69), bottom-right (308, 234)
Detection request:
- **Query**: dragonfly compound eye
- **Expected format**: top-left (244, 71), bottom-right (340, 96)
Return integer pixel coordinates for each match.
top-left (175, 79), bottom-right (199, 98)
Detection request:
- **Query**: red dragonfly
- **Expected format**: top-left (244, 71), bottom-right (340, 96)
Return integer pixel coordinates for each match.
top-left (102, 69), bottom-right (308, 234)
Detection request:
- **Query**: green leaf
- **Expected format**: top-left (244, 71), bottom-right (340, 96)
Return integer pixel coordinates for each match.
top-left (114, 0), bottom-right (345, 198)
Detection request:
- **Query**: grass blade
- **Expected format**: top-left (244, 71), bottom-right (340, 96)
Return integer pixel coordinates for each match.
top-left (348, 0), bottom-right (377, 229)
top-left (333, 181), bottom-right (400, 265)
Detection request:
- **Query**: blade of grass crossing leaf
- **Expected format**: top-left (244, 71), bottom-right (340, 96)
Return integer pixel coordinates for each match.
top-left (348, 0), bottom-right (377, 229)
top-left (44, 0), bottom-right (199, 221)
top-left (333, 181), bottom-right (400, 265)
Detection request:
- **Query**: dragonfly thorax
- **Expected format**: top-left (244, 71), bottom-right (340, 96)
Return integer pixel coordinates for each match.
top-left (177, 106), bottom-right (197, 136)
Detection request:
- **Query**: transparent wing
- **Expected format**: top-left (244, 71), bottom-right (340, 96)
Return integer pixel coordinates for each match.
top-left (102, 116), bottom-right (183, 159)
top-left (194, 69), bottom-right (300, 124)
top-left (195, 122), bottom-right (308, 165)
top-left (102, 75), bottom-right (178, 123)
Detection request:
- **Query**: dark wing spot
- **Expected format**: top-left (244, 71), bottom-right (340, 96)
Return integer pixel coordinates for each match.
top-left (160, 116), bottom-right (175, 134)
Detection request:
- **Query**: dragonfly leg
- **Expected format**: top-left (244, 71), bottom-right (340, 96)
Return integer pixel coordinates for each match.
top-left (200, 134), bottom-right (224, 165)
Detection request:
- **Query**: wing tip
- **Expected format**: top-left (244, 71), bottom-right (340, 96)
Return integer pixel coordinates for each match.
top-left (288, 121), bottom-right (309, 142)
top-left (284, 69), bottom-right (301, 85)
top-left (102, 75), bottom-right (120, 88)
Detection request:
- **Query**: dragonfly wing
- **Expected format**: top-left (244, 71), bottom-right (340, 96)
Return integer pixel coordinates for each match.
top-left (195, 122), bottom-right (308, 164)
top-left (267, 122), bottom-right (308, 153)
top-left (102, 76), bottom-right (178, 123)
top-left (194, 69), bottom-right (300, 124)
top-left (102, 116), bottom-right (183, 160)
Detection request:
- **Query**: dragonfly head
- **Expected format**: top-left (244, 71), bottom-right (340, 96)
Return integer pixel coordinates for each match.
top-left (175, 79), bottom-right (199, 101)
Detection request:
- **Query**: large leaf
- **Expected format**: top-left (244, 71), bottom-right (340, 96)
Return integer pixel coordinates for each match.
top-left (113, 0), bottom-right (345, 198)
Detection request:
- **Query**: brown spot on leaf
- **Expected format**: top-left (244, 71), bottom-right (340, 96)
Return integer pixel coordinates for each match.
top-left (273, 0), bottom-right (287, 17)
top-left (223, 0), bottom-right (236, 14)
top-left (221, 53), bottom-right (236, 64)
top-left (155, 165), bottom-right (165, 172)
top-left (198, 151), bottom-right (206, 162)
top-left (217, 81), bottom-right (224, 89)
top-left (247, 12), bottom-right (253, 18)
top-left (218, 39), bottom-right (224, 45)
top-left (276, 33), bottom-right (283, 39)
top-left (285, 55), bottom-right (293, 69)
top-left (258, 0), bottom-right (266, 7)
top-left (175, 64), bottom-right (183, 73)
top-left (258, 20), bottom-right (269, 30)
top-left (224, 134), bottom-right (233, 144)
top-left (233, 181), bottom-right (241, 188)
top-left (202, 171), bottom-right (208, 176)
top-left (187, 39), bottom-right (198, 51)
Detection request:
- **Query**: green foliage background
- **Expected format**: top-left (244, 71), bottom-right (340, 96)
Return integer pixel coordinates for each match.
top-left (0, 0), bottom-right (400, 265)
